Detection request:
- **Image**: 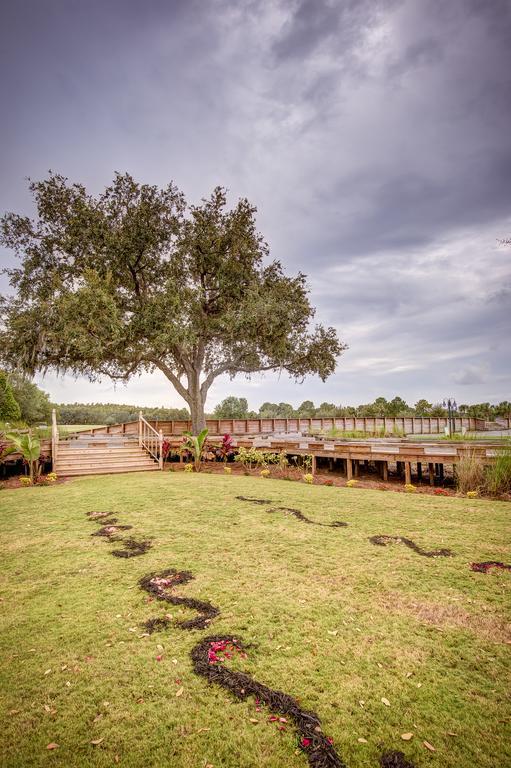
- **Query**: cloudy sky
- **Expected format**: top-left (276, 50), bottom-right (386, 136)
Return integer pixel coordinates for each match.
top-left (1, 0), bottom-right (510, 410)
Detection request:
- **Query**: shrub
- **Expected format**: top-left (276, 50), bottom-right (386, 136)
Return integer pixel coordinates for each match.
top-left (223, 465), bottom-right (232, 475)
top-left (404, 483), bottom-right (416, 493)
top-left (184, 463), bottom-right (194, 473)
top-left (260, 468), bottom-right (270, 478)
top-left (346, 479), bottom-right (358, 487)
top-left (434, 488), bottom-right (449, 496)
top-left (466, 490), bottom-right (478, 498)
top-left (324, 479), bottom-right (333, 486)
top-left (302, 473), bottom-right (314, 484)
top-left (19, 476), bottom-right (32, 487)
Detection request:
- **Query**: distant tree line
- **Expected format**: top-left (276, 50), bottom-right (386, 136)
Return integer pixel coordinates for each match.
top-left (1, 372), bottom-right (509, 425)
top-left (212, 395), bottom-right (511, 420)
top-left (55, 403), bottom-right (190, 425)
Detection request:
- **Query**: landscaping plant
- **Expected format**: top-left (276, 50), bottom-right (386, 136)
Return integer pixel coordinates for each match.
top-left (181, 428), bottom-right (209, 472)
top-left (6, 430), bottom-right (42, 483)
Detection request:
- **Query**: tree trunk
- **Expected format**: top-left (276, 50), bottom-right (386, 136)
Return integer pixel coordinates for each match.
top-left (188, 373), bottom-right (207, 433)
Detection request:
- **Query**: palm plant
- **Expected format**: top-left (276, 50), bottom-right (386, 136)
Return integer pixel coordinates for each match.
top-left (6, 431), bottom-right (41, 482)
top-left (181, 429), bottom-right (209, 472)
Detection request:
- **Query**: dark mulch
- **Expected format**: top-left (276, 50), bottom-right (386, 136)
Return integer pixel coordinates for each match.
top-left (470, 561), bottom-right (511, 573)
top-left (111, 538), bottom-right (153, 558)
top-left (139, 569), bottom-right (220, 631)
top-left (236, 495), bottom-right (274, 505)
top-left (267, 507), bottom-right (348, 528)
top-left (191, 634), bottom-right (346, 768)
top-left (368, 535), bottom-right (453, 558)
top-left (379, 751), bottom-right (416, 768)
top-left (91, 524), bottom-right (132, 538)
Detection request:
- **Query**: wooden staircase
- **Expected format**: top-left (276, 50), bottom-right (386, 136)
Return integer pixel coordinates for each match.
top-left (54, 435), bottom-right (160, 477)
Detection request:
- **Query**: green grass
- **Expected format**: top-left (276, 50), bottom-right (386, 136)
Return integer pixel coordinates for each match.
top-left (0, 473), bottom-right (510, 768)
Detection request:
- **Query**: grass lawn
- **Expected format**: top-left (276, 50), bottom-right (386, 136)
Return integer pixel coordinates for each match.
top-left (0, 473), bottom-right (510, 768)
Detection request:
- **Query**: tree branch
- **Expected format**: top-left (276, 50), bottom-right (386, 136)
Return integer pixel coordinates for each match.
top-left (150, 357), bottom-right (190, 403)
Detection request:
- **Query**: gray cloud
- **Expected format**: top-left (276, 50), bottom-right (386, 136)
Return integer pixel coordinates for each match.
top-left (1, 0), bottom-right (510, 408)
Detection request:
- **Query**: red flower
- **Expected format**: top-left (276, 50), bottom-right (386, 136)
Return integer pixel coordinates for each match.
top-left (301, 737), bottom-right (311, 748)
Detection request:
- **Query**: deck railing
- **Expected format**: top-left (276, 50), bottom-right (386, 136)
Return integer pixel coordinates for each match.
top-left (139, 412), bottom-right (163, 470)
top-left (51, 408), bottom-right (58, 470)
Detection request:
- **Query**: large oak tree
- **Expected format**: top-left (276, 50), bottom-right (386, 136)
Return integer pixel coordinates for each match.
top-left (0, 173), bottom-right (346, 432)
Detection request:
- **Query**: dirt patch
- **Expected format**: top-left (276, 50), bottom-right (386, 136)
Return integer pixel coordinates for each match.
top-left (139, 569), bottom-right (220, 631)
top-left (191, 634), bottom-right (346, 768)
top-left (111, 538), bottom-right (153, 558)
top-left (267, 507), bottom-right (348, 528)
top-left (470, 561), bottom-right (511, 573)
top-left (369, 535), bottom-right (453, 558)
top-left (381, 593), bottom-right (511, 643)
top-left (236, 496), bottom-right (274, 505)
top-left (379, 751), bottom-right (416, 768)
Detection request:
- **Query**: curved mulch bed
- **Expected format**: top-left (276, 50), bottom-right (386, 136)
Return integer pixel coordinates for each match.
top-left (87, 511), bottom-right (116, 520)
top-left (379, 751), bottom-right (416, 768)
top-left (91, 524), bottom-right (133, 538)
top-left (368, 535), bottom-right (453, 558)
top-left (470, 561), bottom-right (511, 573)
top-left (267, 507), bottom-right (348, 528)
top-left (191, 634), bottom-right (346, 768)
top-left (235, 496), bottom-right (274, 505)
top-left (139, 569), bottom-right (220, 631)
top-left (111, 538), bottom-right (153, 558)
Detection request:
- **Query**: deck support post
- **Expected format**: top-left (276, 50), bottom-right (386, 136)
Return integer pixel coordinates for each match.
top-left (382, 461), bottom-right (388, 482)
top-left (347, 459), bottom-right (353, 481)
top-left (405, 461), bottom-right (412, 485)
top-left (417, 462), bottom-right (422, 481)
top-left (354, 461), bottom-right (359, 477)
top-left (439, 463), bottom-right (444, 481)
top-left (311, 455), bottom-right (317, 475)
top-left (428, 462), bottom-right (435, 486)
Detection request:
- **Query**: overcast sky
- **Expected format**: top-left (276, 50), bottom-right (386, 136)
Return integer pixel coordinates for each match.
top-left (1, 0), bottom-right (510, 410)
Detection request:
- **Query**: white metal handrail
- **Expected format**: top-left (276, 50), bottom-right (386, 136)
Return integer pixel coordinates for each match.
top-left (139, 412), bottom-right (163, 470)
top-left (51, 408), bottom-right (58, 469)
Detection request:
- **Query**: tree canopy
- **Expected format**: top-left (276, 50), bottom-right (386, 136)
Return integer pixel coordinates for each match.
top-left (0, 173), bottom-right (345, 431)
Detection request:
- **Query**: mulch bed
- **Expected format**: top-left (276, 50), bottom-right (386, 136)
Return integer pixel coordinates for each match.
top-left (379, 751), bottom-right (416, 768)
top-left (267, 507), bottom-right (348, 528)
top-left (235, 495), bottom-right (274, 505)
top-left (191, 634), bottom-right (346, 768)
top-left (91, 524), bottom-right (133, 538)
top-left (368, 535), bottom-right (453, 558)
top-left (470, 561), bottom-right (511, 573)
top-left (111, 538), bottom-right (153, 558)
top-left (139, 569), bottom-right (220, 630)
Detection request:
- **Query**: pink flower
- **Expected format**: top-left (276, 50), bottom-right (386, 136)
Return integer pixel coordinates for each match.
top-left (301, 738), bottom-right (311, 748)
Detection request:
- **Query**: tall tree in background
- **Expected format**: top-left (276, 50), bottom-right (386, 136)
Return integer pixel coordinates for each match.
top-left (7, 373), bottom-right (52, 424)
top-left (213, 396), bottom-right (250, 419)
top-left (0, 370), bottom-right (21, 421)
top-left (0, 174), bottom-right (345, 432)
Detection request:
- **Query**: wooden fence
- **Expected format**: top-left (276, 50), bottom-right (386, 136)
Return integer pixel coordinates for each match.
top-left (85, 415), bottom-right (486, 437)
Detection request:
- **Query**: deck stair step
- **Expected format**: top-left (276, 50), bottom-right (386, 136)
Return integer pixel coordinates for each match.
top-left (55, 435), bottom-right (160, 477)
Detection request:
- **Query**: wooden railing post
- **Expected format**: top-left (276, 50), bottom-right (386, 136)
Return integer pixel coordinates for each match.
top-left (138, 411), bottom-right (143, 448)
top-left (51, 408), bottom-right (58, 470)
top-left (159, 430), bottom-right (163, 471)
